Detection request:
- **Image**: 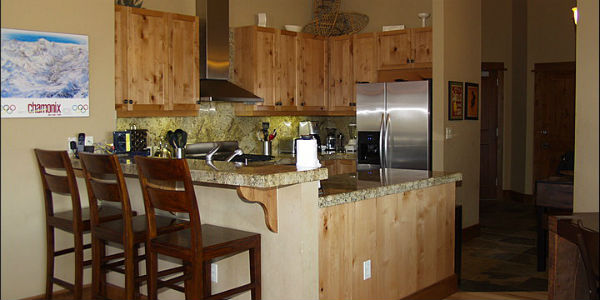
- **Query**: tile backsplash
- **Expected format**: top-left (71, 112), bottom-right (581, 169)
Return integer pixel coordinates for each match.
top-left (116, 102), bottom-right (355, 154)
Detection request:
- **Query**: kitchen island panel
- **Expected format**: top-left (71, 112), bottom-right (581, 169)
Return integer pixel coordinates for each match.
top-left (318, 183), bottom-right (456, 300)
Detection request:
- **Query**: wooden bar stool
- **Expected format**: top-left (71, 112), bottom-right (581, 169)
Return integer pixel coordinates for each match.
top-left (34, 149), bottom-right (123, 299)
top-left (79, 153), bottom-right (187, 299)
top-left (135, 156), bottom-right (262, 300)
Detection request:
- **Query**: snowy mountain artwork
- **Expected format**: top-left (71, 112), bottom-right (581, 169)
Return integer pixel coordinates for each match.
top-left (1, 28), bottom-right (89, 118)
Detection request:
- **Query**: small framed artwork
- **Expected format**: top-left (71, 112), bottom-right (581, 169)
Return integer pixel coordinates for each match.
top-left (465, 82), bottom-right (479, 120)
top-left (448, 81), bottom-right (463, 120)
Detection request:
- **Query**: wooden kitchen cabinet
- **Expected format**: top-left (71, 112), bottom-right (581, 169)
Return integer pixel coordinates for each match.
top-left (328, 35), bottom-right (355, 113)
top-left (377, 27), bottom-right (432, 70)
top-left (232, 26), bottom-right (277, 112)
top-left (298, 33), bottom-right (328, 112)
top-left (115, 6), bottom-right (200, 117)
top-left (336, 159), bottom-right (356, 175)
top-left (352, 32), bottom-right (378, 84)
top-left (275, 31), bottom-right (300, 112)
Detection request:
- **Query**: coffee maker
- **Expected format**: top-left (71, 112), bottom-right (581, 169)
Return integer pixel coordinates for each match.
top-left (297, 121), bottom-right (321, 152)
top-left (325, 128), bottom-right (337, 152)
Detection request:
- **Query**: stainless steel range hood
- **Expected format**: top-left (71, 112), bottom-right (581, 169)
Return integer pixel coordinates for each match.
top-left (197, 0), bottom-right (263, 103)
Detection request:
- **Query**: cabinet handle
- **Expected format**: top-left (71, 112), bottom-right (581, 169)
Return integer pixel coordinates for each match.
top-left (355, 81), bottom-right (369, 84)
top-left (123, 99), bottom-right (128, 104)
top-left (300, 102), bottom-right (305, 106)
top-left (196, 100), bottom-right (202, 104)
top-left (406, 58), bottom-right (410, 64)
top-left (129, 100), bottom-right (133, 104)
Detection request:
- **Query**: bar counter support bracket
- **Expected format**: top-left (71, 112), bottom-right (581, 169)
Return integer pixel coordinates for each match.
top-left (236, 186), bottom-right (278, 233)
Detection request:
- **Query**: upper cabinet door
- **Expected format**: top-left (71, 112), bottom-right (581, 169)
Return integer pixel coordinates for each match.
top-left (410, 27), bottom-right (432, 68)
top-left (377, 29), bottom-right (411, 70)
top-left (127, 8), bottom-right (168, 108)
top-left (328, 35), bottom-right (355, 111)
top-left (298, 33), bottom-right (328, 111)
top-left (276, 31), bottom-right (299, 111)
top-left (353, 32), bottom-right (377, 84)
top-left (115, 5), bottom-right (128, 109)
top-left (169, 13), bottom-right (200, 109)
top-left (254, 28), bottom-right (277, 109)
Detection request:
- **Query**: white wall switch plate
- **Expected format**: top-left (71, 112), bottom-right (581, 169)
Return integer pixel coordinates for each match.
top-left (363, 260), bottom-right (371, 280)
top-left (211, 263), bottom-right (218, 283)
top-left (85, 136), bottom-right (94, 146)
top-left (445, 127), bottom-right (453, 140)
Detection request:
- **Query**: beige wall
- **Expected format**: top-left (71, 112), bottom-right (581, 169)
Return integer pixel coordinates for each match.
top-left (523, 0), bottom-right (576, 194)
top-left (481, 0), bottom-right (513, 190)
top-left (433, 0), bottom-right (481, 228)
top-left (0, 1), bottom-right (116, 299)
top-left (143, 0), bottom-right (196, 15)
top-left (229, 0), bottom-right (431, 33)
top-left (573, 0), bottom-right (599, 213)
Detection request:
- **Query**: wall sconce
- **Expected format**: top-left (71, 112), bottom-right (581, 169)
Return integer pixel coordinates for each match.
top-left (572, 7), bottom-right (578, 25)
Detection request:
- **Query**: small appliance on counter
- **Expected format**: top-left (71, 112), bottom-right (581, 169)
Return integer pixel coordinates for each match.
top-left (345, 123), bottom-right (357, 153)
top-left (113, 126), bottom-right (150, 157)
top-left (297, 121), bottom-right (321, 154)
top-left (325, 128), bottom-right (337, 152)
top-left (278, 138), bottom-right (295, 154)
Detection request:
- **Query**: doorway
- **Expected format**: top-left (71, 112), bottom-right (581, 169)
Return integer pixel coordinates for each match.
top-left (532, 62), bottom-right (575, 183)
top-left (480, 63), bottom-right (505, 200)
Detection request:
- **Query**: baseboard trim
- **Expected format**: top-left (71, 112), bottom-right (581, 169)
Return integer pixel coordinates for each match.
top-left (502, 190), bottom-right (535, 204)
top-left (462, 223), bottom-right (481, 242)
top-left (401, 274), bottom-right (458, 300)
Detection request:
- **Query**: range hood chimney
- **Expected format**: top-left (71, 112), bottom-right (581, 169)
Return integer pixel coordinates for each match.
top-left (196, 0), bottom-right (263, 103)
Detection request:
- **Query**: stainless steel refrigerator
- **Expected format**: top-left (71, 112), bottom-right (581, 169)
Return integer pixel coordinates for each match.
top-left (356, 80), bottom-right (432, 170)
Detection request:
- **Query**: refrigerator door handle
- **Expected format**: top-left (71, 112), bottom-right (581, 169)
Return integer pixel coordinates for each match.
top-left (384, 113), bottom-right (391, 168)
top-left (379, 113), bottom-right (385, 167)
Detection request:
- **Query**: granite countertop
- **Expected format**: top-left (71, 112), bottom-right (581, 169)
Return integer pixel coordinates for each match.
top-left (71, 158), bottom-right (328, 189)
top-left (319, 168), bottom-right (463, 208)
top-left (275, 152), bottom-right (357, 161)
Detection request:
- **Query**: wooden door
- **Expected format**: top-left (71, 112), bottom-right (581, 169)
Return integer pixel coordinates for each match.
top-left (276, 31), bottom-right (299, 111)
top-left (480, 64), bottom-right (503, 199)
top-left (533, 62), bottom-right (575, 183)
top-left (353, 33), bottom-right (377, 84)
top-left (298, 33), bottom-right (328, 111)
top-left (169, 13), bottom-right (200, 110)
top-left (126, 8), bottom-right (168, 109)
top-left (328, 35), bottom-right (355, 112)
top-left (114, 5), bottom-right (129, 110)
top-left (336, 159), bottom-right (357, 175)
top-left (377, 30), bottom-right (411, 70)
top-left (410, 28), bottom-right (432, 68)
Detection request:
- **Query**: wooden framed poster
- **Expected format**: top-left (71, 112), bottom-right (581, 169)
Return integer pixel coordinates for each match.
top-left (448, 81), bottom-right (463, 120)
top-left (465, 82), bottom-right (479, 120)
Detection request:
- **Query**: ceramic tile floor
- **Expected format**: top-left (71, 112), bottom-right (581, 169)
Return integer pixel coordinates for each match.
top-left (459, 198), bottom-right (548, 292)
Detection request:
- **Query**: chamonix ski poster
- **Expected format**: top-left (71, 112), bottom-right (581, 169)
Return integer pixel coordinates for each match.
top-left (1, 28), bottom-right (89, 118)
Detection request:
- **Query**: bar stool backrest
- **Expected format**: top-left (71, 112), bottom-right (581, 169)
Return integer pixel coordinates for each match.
top-left (78, 153), bottom-right (133, 242)
top-left (34, 149), bottom-right (82, 226)
top-left (135, 157), bottom-right (203, 251)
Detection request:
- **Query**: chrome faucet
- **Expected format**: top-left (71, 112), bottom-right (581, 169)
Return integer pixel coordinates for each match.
top-left (205, 144), bottom-right (220, 162)
top-left (225, 149), bottom-right (243, 162)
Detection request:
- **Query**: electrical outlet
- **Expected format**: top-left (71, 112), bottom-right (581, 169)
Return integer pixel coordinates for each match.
top-left (363, 260), bottom-right (371, 280)
top-left (85, 136), bottom-right (94, 146)
top-left (211, 263), bottom-right (218, 283)
top-left (67, 137), bottom-right (77, 154)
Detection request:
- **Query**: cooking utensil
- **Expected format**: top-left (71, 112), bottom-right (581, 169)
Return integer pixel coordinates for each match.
top-left (174, 129), bottom-right (187, 148)
top-left (166, 130), bottom-right (176, 149)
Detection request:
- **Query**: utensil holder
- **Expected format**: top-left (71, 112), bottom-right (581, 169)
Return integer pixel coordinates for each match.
top-left (263, 141), bottom-right (272, 156)
top-left (174, 147), bottom-right (184, 159)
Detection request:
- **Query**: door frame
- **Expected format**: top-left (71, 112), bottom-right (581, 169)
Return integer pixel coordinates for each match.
top-left (481, 62), bottom-right (505, 199)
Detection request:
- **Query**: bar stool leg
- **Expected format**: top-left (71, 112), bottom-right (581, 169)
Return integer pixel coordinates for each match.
top-left (146, 248), bottom-right (158, 300)
top-left (91, 236), bottom-right (102, 299)
top-left (133, 244), bottom-right (141, 299)
top-left (45, 225), bottom-right (55, 299)
top-left (74, 231), bottom-right (84, 299)
top-left (184, 261), bottom-right (202, 300)
top-left (250, 242), bottom-right (261, 300)
top-left (124, 242), bottom-right (136, 300)
top-left (203, 261), bottom-right (212, 298)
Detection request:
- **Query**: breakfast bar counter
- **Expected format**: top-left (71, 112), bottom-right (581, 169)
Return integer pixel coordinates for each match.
top-left (71, 157), bottom-right (461, 300)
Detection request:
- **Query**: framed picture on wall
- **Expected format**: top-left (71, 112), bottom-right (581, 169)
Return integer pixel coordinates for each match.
top-left (448, 81), bottom-right (463, 120)
top-left (465, 82), bottom-right (479, 120)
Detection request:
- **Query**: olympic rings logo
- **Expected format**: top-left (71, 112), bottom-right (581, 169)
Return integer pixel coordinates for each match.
top-left (72, 104), bottom-right (89, 113)
top-left (2, 104), bottom-right (16, 114)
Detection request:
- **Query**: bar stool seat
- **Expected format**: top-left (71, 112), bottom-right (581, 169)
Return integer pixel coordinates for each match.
top-left (152, 225), bottom-right (260, 259)
top-left (93, 215), bottom-right (188, 244)
top-left (50, 206), bottom-right (123, 232)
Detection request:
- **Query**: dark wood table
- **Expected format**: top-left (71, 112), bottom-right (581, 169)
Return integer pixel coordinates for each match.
top-left (535, 176), bottom-right (573, 271)
top-left (548, 213), bottom-right (599, 299)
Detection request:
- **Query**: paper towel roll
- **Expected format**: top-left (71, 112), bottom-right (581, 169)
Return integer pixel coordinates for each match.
top-left (296, 138), bottom-right (321, 171)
